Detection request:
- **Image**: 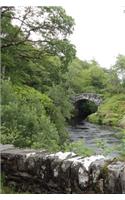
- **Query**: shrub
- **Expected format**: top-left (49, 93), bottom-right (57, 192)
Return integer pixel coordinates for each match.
top-left (1, 80), bottom-right (60, 151)
top-left (64, 139), bottom-right (93, 156)
top-left (88, 94), bottom-right (125, 127)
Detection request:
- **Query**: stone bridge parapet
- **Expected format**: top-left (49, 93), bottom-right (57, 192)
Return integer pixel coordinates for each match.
top-left (72, 93), bottom-right (103, 106)
top-left (1, 144), bottom-right (125, 194)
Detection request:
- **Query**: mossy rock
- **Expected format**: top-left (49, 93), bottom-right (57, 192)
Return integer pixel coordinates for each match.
top-left (88, 113), bottom-right (102, 124)
top-left (103, 117), bottom-right (119, 126)
top-left (119, 116), bottom-right (125, 128)
top-left (105, 113), bottom-right (119, 118)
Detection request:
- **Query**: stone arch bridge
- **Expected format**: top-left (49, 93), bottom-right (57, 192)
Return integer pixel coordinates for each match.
top-left (72, 93), bottom-right (103, 106)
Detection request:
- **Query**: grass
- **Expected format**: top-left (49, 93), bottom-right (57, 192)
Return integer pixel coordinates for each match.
top-left (88, 93), bottom-right (125, 128)
top-left (0, 173), bottom-right (16, 194)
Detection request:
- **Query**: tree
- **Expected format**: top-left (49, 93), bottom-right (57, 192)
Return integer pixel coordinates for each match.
top-left (1, 80), bottom-right (60, 151)
top-left (47, 84), bottom-right (74, 145)
top-left (1, 6), bottom-right (76, 90)
top-left (104, 69), bottom-right (122, 94)
top-left (1, 7), bottom-right (76, 73)
top-left (65, 58), bottom-right (108, 94)
top-left (113, 54), bottom-right (125, 87)
top-left (1, 6), bottom-right (76, 150)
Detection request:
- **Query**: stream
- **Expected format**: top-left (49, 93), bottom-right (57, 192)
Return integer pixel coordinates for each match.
top-left (68, 121), bottom-right (121, 157)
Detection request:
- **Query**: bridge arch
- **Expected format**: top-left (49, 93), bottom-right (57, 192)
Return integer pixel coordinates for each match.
top-left (72, 93), bottom-right (103, 106)
top-left (71, 93), bottom-right (103, 123)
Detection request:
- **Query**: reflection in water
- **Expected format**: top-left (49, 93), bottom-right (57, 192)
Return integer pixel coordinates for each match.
top-left (68, 121), bottom-right (121, 157)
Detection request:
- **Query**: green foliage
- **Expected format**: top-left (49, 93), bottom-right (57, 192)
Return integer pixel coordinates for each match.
top-left (47, 84), bottom-right (74, 145)
top-left (65, 56), bottom-right (124, 96)
top-left (104, 69), bottom-right (122, 94)
top-left (88, 94), bottom-right (125, 127)
top-left (0, 173), bottom-right (15, 194)
top-left (116, 130), bottom-right (125, 158)
top-left (1, 80), bottom-right (60, 151)
top-left (95, 139), bottom-right (116, 156)
top-left (0, 173), bottom-right (28, 194)
top-left (1, 6), bottom-right (76, 152)
top-left (64, 140), bottom-right (93, 156)
top-left (113, 54), bottom-right (125, 85)
top-left (66, 58), bottom-right (110, 94)
top-left (1, 6), bottom-right (125, 158)
top-left (119, 116), bottom-right (125, 128)
top-left (88, 113), bottom-right (102, 124)
top-left (1, 7), bottom-right (76, 83)
top-left (14, 84), bottom-right (53, 112)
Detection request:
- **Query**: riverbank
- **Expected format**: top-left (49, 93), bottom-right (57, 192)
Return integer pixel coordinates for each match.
top-left (87, 94), bottom-right (125, 157)
top-left (88, 94), bottom-right (125, 129)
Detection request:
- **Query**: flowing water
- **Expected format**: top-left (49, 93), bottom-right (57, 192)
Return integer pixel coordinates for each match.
top-left (68, 121), bottom-right (121, 157)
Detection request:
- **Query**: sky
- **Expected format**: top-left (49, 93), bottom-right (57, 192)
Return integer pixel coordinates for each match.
top-left (1, 0), bottom-right (125, 68)
top-left (63, 0), bottom-right (125, 68)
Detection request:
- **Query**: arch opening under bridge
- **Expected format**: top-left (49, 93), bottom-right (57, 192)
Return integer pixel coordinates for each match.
top-left (71, 93), bottom-right (103, 123)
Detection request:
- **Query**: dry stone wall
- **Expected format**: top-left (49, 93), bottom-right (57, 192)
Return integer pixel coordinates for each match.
top-left (1, 144), bottom-right (125, 194)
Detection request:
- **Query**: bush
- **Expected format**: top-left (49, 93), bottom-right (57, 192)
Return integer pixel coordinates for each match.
top-left (1, 80), bottom-right (60, 151)
top-left (119, 116), bottom-right (125, 128)
top-left (88, 94), bottom-right (125, 127)
top-left (47, 84), bottom-right (74, 145)
top-left (88, 113), bottom-right (102, 124)
top-left (117, 130), bottom-right (125, 158)
top-left (64, 140), bottom-right (93, 156)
